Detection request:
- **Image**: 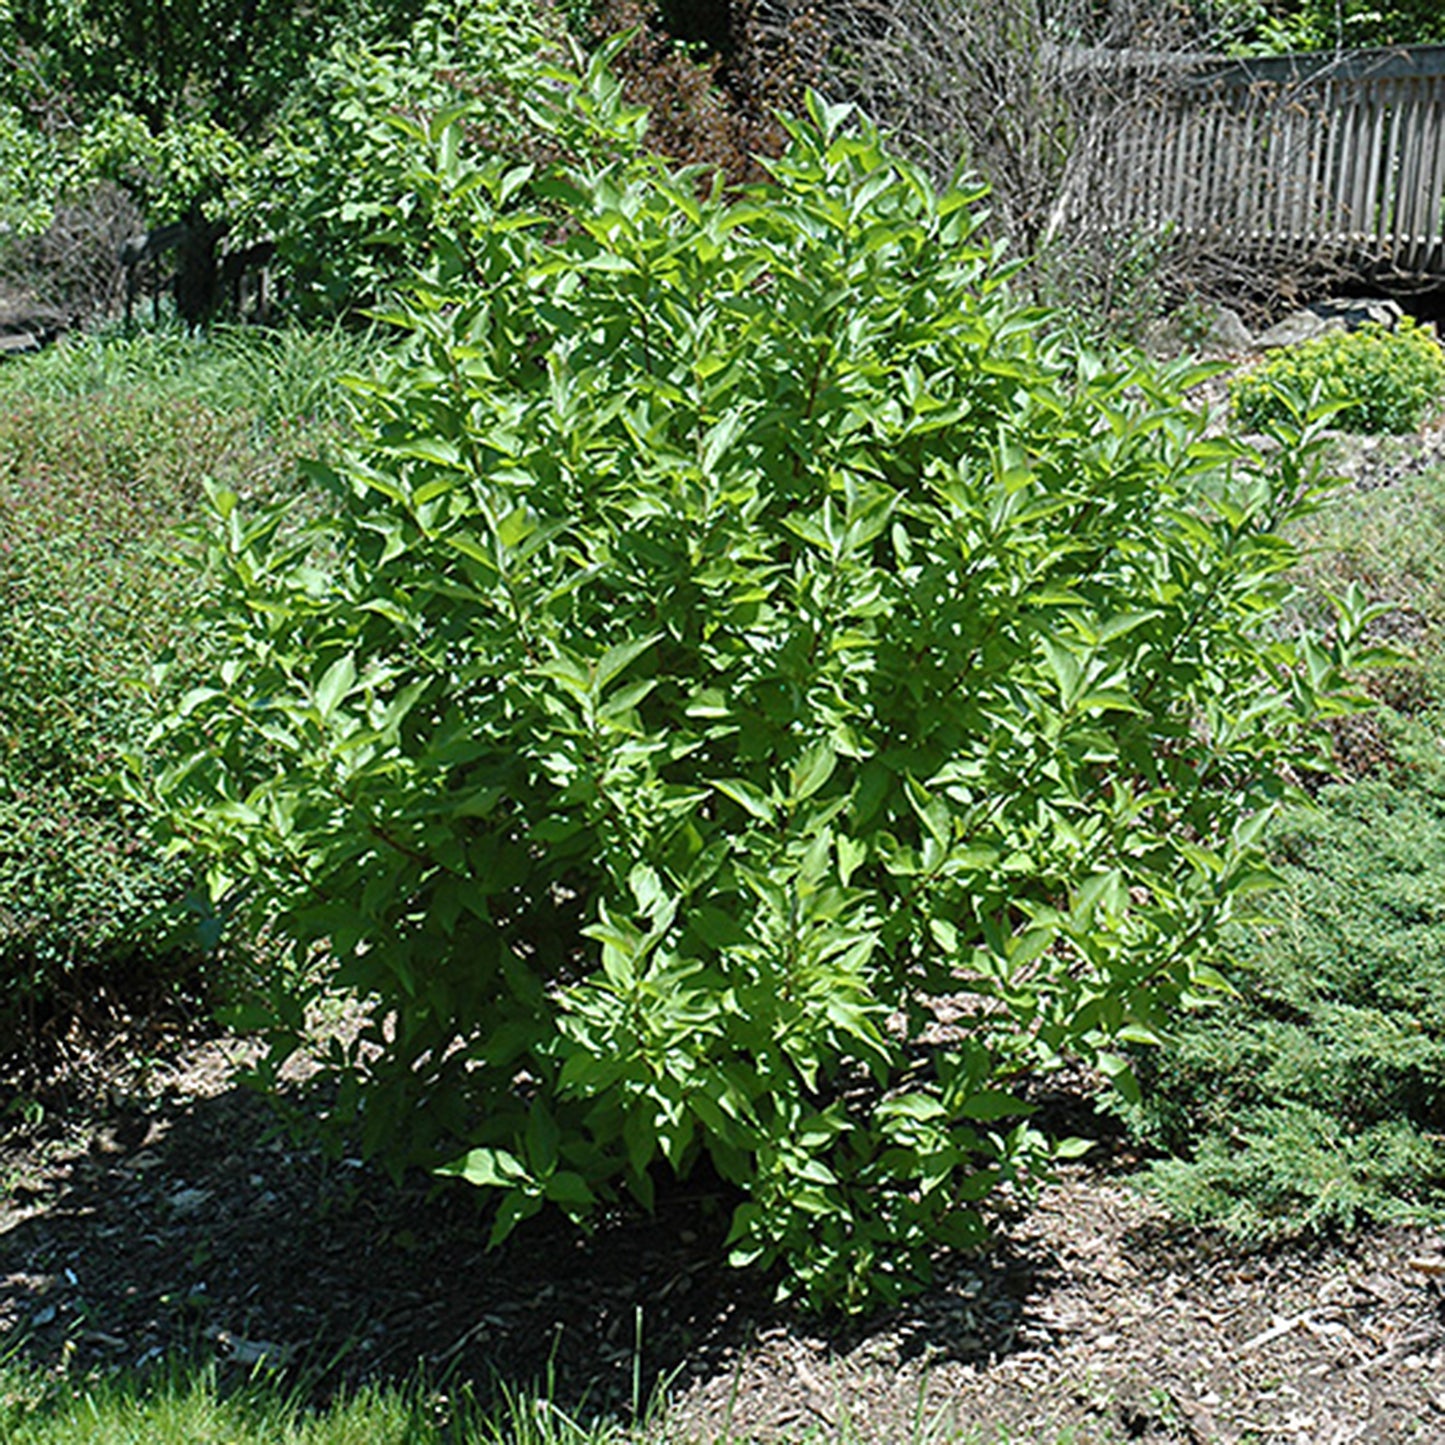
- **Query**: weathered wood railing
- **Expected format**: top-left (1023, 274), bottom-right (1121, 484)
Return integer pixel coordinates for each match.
top-left (118, 220), bottom-right (275, 327)
top-left (1060, 44), bottom-right (1445, 278)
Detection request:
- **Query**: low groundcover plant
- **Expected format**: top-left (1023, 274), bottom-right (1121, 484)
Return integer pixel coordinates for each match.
top-left (0, 393), bottom-right (285, 1060)
top-left (142, 55), bottom-right (1375, 1310)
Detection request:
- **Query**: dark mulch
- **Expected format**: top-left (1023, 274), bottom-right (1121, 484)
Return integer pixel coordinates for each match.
top-left (3, 1027), bottom-right (1444, 1442)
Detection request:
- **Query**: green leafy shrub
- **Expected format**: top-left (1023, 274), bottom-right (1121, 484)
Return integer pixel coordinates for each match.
top-left (261, 0), bottom-right (563, 320)
top-left (0, 391), bottom-right (296, 1063)
top-left (146, 69), bottom-right (1365, 1310)
top-left (1231, 319), bottom-right (1445, 435)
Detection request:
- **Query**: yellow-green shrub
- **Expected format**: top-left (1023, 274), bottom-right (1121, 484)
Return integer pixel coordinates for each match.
top-left (1231, 319), bottom-right (1445, 435)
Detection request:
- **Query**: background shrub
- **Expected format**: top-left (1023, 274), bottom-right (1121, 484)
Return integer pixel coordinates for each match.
top-left (0, 182), bottom-right (143, 323)
top-left (0, 0), bottom-right (429, 137)
top-left (0, 103), bottom-right (62, 237)
top-left (259, 0), bottom-right (559, 320)
top-left (1231, 319), bottom-right (1445, 435)
top-left (1125, 749), bottom-right (1445, 1236)
top-left (1218, 0), bottom-right (1445, 52)
top-left (146, 72), bottom-right (1364, 1311)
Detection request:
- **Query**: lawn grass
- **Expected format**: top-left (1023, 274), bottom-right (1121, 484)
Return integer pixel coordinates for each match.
top-left (0, 1357), bottom-right (640, 1444)
top-left (0, 1355), bottom-right (1124, 1444)
top-left (0, 321), bottom-right (380, 434)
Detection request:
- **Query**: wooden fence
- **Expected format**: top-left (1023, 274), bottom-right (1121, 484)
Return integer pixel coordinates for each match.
top-left (1061, 44), bottom-right (1445, 278)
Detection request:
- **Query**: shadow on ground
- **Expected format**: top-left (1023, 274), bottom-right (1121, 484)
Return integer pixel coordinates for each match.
top-left (0, 1063), bottom-right (1049, 1420)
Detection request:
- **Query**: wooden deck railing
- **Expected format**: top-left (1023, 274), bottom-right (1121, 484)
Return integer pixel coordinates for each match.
top-left (1060, 44), bottom-right (1445, 277)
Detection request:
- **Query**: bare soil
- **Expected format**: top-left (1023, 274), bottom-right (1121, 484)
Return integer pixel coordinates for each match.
top-left (2, 1028), bottom-right (1443, 1443)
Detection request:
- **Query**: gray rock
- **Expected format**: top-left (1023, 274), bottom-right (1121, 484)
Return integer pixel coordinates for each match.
top-left (0, 303), bottom-right (69, 357)
top-left (0, 301), bottom-right (68, 332)
top-left (1313, 295), bottom-right (1404, 330)
top-left (1204, 305), bottom-right (1256, 354)
top-left (1256, 310), bottom-right (1331, 348)
top-left (1257, 295), bottom-right (1404, 349)
top-left (166, 1186), bottom-right (213, 1218)
top-left (1142, 303), bottom-right (1254, 358)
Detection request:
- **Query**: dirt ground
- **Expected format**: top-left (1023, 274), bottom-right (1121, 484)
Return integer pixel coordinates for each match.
top-left (2, 1028), bottom-right (1443, 1444)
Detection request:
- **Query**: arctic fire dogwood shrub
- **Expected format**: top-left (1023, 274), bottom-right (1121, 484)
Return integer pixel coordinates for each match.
top-left (148, 65), bottom-right (1372, 1309)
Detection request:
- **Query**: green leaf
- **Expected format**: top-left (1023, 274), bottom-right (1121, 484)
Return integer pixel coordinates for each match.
top-left (1040, 636), bottom-right (1082, 708)
top-left (543, 1170), bottom-right (595, 1210)
top-left (488, 1191), bottom-right (543, 1249)
top-left (436, 1147), bottom-right (526, 1188)
top-left (790, 738), bottom-right (837, 804)
top-left (904, 776), bottom-right (950, 848)
top-left (836, 834), bottom-right (867, 886)
top-left (597, 634), bottom-right (661, 693)
top-left (804, 89), bottom-right (854, 143)
top-left (1097, 1053), bottom-right (1141, 1105)
top-left (1076, 689), bottom-right (1143, 716)
top-left (314, 653), bottom-right (356, 724)
top-left (959, 1089), bottom-right (1032, 1121)
top-left (525, 1100), bottom-right (560, 1175)
top-left (711, 778), bottom-right (775, 823)
top-left (879, 1092), bottom-right (947, 1123)
top-left (624, 1107), bottom-right (657, 1178)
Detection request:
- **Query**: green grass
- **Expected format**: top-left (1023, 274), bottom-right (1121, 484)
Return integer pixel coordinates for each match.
top-left (0, 321), bottom-right (380, 433)
top-left (0, 1355), bottom-right (1132, 1444)
top-left (0, 1358), bottom-right (642, 1445)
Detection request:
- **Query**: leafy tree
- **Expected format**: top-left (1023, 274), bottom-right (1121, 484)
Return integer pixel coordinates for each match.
top-left (0, 0), bottom-right (427, 134)
top-left (0, 103), bottom-right (61, 235)
top-left (143, 51), bottom-right (1371, 1309)
top-left (1204, 0), bottom-right (1445, 50)
top-left (0, 0), bottom-right (484, 316)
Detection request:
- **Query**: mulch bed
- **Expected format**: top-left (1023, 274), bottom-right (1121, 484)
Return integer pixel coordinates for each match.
top-left (2, 1029), bottom-right (1443, 1443)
